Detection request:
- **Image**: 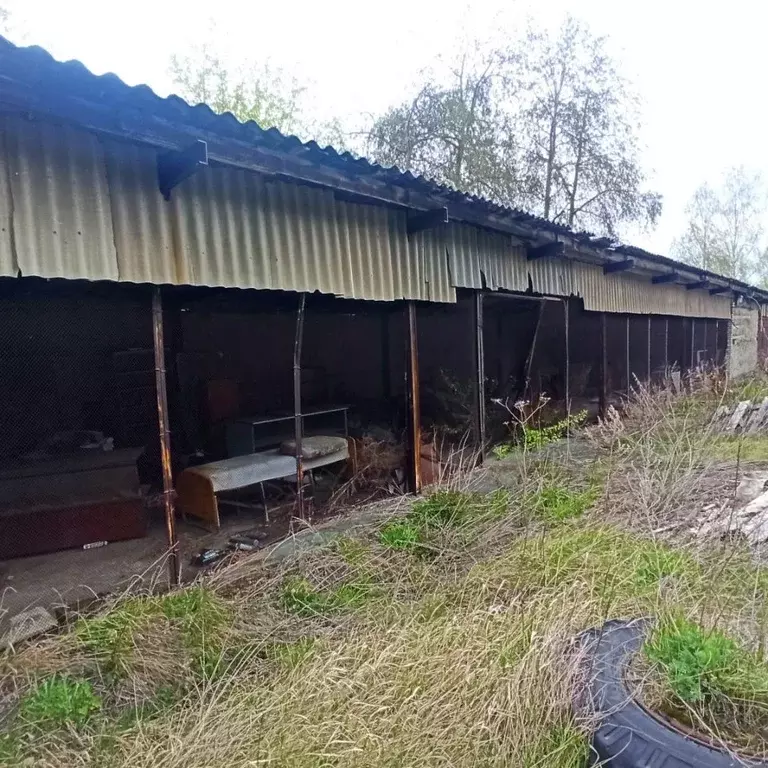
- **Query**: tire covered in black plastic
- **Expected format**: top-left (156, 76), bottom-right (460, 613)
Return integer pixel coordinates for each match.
top-left (576, 619), bottom-right (768, 767)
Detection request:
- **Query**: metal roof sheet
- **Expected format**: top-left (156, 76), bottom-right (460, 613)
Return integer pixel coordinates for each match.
top-left (0, 35), bottom-right (765, 311)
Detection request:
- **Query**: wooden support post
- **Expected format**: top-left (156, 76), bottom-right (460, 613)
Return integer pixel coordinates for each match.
top-left (664, 317), bottom-right (669, 372)
top-left (406, 301), bottom-right (422, 494)
top-left (293, 294), bottom-right (307, 518)
top-left (152, 288), bottom-right (179, 586)
top-left (599, 313), bottom-right (607, 418)
top-left (472, 292), bottom-right (486, 461)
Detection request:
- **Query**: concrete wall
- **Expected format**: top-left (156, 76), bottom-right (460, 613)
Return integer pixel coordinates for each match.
top-left (729, 306), bottom-right (759, 378)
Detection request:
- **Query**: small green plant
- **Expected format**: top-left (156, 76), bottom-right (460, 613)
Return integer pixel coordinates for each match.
top-left (634, 548), bottom-right (691, 588)
top-left (644, 617), bottom-right (768, 704)
top-left (379, 519), bottom-right (423, 551)
top-left (530, 484), bottom-right (596, 523)
top-left (19, 675), bottom-right (101, 729)
top-left (281, 575), bottom-right (373, 616)
top-left (492, 442), bottom-right (513, 460)
top-left (411, 489), bottom-right (472, 526)
top-left (269, 638), bottom-right (317, 669)
top-left (522, 410), bottom-right (588, 450)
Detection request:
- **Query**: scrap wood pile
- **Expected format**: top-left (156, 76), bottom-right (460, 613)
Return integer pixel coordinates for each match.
top-left (713, 397), bottom-right (768, 434)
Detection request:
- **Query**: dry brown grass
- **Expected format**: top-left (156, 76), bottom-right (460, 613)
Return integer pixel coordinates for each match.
top-left (6, 378), bottom-right (768, 766)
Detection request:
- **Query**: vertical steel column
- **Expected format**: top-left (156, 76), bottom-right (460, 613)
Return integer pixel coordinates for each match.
top-left (647, 316), bottom-right (652, 383)
top-left (625, 316), bottom-right (631, 394)
top-left (406, 301), bottom-right (422, 493)
top-left (690, 318), bottom-right (696, 370)
top-left (703, 321), bottom-right (709, 366)
top-left (599, 313), bottom-right (608, 418)
top-left (293, 293), bottom-right (307, 518)
top-left (381, 310), bottom-right (391, 400)
top-left (564, 298), bottom-right (570, 415)
top-left (472, 291), bottom-right (486, 460)
top-left (152, 287), bottom-right (179, 586)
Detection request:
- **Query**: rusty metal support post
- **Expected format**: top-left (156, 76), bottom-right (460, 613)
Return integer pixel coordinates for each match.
top-left (647, 316), bottom-right (652, 383)
top-left (472, 291), bottom-right (486, 461)
top-left (406, 301), bottom-right (422, 493)
top-left (690, 318), bottom-right (696, 371)
top-left (152, 287), bottom-right (179, 586)
top-left (625, 316), bottom-right (631, 395)
top-left (293, 293), bottom-right (307, 518)
top-left (564, 298), bottom-right (571, 416)
top-left (599, 312), bottom-right (607, 418)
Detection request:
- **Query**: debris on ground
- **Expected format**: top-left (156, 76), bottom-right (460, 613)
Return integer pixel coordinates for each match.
top-left (697, 469), bottom-right (768, 544)
top-left (713, 397), bottom-right (768, 434)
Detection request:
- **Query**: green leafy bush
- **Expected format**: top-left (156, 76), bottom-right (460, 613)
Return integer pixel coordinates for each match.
top-left (522, 410), bottom-right (588, 451)
top-left (644, 617), bottom-right (768, 704)
top-left (20, 675), bottom-right (101, 728)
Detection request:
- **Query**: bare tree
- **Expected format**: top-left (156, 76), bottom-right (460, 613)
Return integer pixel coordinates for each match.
top-left (366, 17), bottom-right (661, 237)
top-left (367, 47), bottom-right (520, 200)
top-left (672, 167), bottom-right (765, 282)
top-left (515, 17), bottom-right (661, 235)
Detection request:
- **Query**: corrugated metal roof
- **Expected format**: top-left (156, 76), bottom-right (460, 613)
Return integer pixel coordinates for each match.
top-left (5, 115), bottom-right (118, 281)
top-left (1, 116), bottom-right (452, 301)
top-left (574, 263), bottom-right (731, 319)
top-left (0, 35), bottom-right (765, 303)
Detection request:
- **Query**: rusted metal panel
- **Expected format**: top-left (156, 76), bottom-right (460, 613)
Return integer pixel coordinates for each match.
top-left (574, 262), bottom-right (731, 319)
top-left (5, 116), bottom-right (118, 280)
top-left (103, 139), bottom-right (176, 285)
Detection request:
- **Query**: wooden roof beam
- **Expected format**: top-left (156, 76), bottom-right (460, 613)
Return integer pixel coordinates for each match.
top-left (652, 272), bottom-right (679, 284)
top-left (603, 259), bottom-right (634, 274)
top-left (686, 280), bottom-right (709, 291)
top-left (709, 286), bottom-right (730, 295)
top-left (527, 241), bottom-right (564, 261)
top-left (157, 140), bottom-right (208, 201)
top-left (407, 207), bottom-right (448, 236)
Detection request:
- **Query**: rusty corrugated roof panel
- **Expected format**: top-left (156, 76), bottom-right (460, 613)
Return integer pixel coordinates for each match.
top-left (5, 116), bottom-right (118, 281)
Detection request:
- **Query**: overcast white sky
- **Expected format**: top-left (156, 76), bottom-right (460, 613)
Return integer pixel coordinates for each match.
top-left (3, 0), bottom-right (767, 255)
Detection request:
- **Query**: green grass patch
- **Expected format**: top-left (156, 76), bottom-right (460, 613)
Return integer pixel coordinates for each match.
top-left (710, 435), bottom-right (768, 462)
top-left (75, 586), bottom-right (231, 679)
top-left (268, 638), bottom-right (317, 669)
top-left (280, 575), bottom-right (375, 616)
top-left (643, 616), bottom-right (768, 751)
top-left (528, 484), bottom-right (597, 523)
top-left (379, 489), bottom-right (513, 553)
top-left (19, 675), bottom-right (101, 729)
